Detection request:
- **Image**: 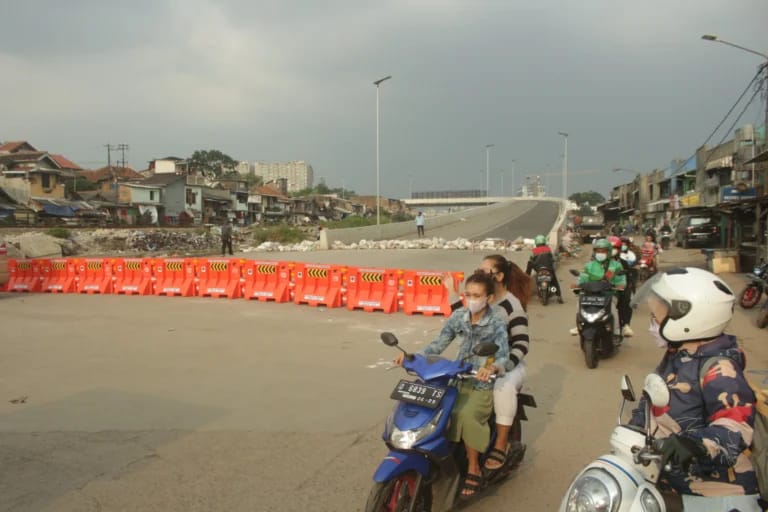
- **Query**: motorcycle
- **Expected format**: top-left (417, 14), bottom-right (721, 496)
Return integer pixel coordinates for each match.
top-left (535, 267), bottom-right (557, 306)
top-left (660, 232), bottom-right (671, 250)
top-left (638, 252), bottom-right (656, 283)
top-left (559, 373), bottom-right (678, 511)
top-left (366, 333), bottom-right (536, 512)
top-left (739, 260), bottom-right (768, 309)
top-left (569, 269), bottom-right (623, 369)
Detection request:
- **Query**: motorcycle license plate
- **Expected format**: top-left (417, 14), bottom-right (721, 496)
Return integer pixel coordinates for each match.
top-left (581, 296), bottom-right (608, 306)
top-left (390, 380), bottom-right (446, 409)
top-left (537, 276), bottom-right (551, 282)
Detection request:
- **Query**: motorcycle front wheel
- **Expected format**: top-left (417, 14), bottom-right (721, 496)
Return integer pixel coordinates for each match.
top-left (365, 472), bottom-right (432, 512)
top-left (739, 285), bottom-right (762, 309)
top-left (583, 338), bottom-right (599, 369)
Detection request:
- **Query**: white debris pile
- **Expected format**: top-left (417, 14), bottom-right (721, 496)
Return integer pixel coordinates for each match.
top-left (242, 240), bottom-right (319, 253)
top-left (328, 236), bottom-right (530, 251)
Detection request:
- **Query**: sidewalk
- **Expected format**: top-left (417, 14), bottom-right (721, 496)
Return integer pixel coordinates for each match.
top-left (658, 246), bottom-right (768, 373)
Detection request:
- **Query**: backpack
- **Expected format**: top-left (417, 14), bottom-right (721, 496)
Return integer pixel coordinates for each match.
top-left (700, 357), bottom-right (768, 500)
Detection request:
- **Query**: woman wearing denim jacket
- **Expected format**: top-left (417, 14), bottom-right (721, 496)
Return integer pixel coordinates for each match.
top-left (394, 272), bottom-right (509, 497)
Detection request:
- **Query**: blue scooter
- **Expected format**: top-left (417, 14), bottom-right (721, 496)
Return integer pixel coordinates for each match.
top-left (365, 333), bottom-right (536, 512)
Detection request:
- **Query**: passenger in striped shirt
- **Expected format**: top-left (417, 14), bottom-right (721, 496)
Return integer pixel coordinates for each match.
top-left (448, 254), bottom-right (531, 471)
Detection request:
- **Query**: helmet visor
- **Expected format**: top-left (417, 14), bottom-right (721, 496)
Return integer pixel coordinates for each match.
top-left (631, 271), bottom-right (692, 321)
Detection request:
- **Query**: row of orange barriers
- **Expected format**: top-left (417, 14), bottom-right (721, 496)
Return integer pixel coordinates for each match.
top-left (5, 258), bottom-right (463, 316)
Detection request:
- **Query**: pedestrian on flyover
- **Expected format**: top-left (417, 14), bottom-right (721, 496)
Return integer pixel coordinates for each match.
top-left (415, 211), bottom-right (425, 237)
top-left (221, 219), bottom-right (234, 256)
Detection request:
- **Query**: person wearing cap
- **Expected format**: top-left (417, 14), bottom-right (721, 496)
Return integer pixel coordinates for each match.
top-left (630, 267), bottom-right (760, 512)
top-left (525, 234), bottom-right (563, 303)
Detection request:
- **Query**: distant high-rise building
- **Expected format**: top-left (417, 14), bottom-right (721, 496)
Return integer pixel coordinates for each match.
top-left (253, 161), bottom-right (313, 192)
top-left (235, 161), bottom-right (251, 175)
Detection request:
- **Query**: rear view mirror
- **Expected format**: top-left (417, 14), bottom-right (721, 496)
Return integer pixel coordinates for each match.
top-left (380, 332), bottom-right (399, 347)
top-left (620, 375), bottom-right (636, 402)
top-left (472, 342), bottom-right (498, 357)
top-left (569, 269), bottom-right (580, 277)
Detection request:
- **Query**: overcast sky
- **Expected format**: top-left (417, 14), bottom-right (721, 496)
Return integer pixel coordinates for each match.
top-left (1, 0), bottom-right (766, 198)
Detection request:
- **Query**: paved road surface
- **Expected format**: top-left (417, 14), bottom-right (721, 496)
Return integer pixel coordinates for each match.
top-left (1, 207), bottom-right (767, 511)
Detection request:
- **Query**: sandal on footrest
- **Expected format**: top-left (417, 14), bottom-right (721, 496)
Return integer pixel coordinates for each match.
top-left (460, 473), bottom-right (483, 498)
top-left (483, 447), bottom-right (508, 471)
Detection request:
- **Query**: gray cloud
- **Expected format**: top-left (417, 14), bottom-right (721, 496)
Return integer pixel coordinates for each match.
top-left (1, 0), bottom-right (766, 198)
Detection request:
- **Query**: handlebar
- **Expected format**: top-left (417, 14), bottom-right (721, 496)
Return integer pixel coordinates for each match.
top-left (631, 444), bottom-right (662, 466)
top-left (456, 370), bottom-right (498, 382)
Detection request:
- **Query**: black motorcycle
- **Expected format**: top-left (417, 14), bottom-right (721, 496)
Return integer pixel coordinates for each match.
top-left (535, 267), bottom-right (556, 306)
top-left (569, 269), bottom-right (623, 369)
top-left (660, 232), bottom-right (671, 250)
top-left (739, 260), bottom-right (768, 309)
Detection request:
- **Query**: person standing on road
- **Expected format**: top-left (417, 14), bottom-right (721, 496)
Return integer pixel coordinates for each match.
top-left (221, 219), bottom-right (234, 256)
top-left (415, 211), bottom-right (425, 237)
top-left (630, 267), bottom-right (761, 512)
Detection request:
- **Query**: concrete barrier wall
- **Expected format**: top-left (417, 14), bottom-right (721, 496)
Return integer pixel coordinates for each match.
top-left (546, 200), bottom-right (569, 253)
top-left (321, 198), bottom-right (566, 248)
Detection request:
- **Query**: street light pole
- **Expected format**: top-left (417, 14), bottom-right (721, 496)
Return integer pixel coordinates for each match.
top-left (701, 35), bottom-right (768, 188)
top-left (374, 75), bottom-right (392, 230)
top-left (510, 159), bottom-right (516, 197)
top-left (499, 169), bottom-right (504, 196)
top-left (485, 144), bottom-right (494, 205)
top-left (558, 132), bottom-right (568, 201)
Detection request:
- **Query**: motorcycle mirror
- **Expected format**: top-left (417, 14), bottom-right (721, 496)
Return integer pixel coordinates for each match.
top-left (643, 374), bottom-right (670, 408)
top-left (472, 342), bottom-right (499, 357)
top-left (620, 375), bottom-right (636, 402)
top-left (380, 332), bottom-right (399, 347)
top-left (569, 269), bottom-right (580, 277)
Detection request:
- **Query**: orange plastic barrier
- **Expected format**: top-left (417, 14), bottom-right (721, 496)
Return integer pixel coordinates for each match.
top-left (40, 258), bottom-right (77, 293)
top-left (242, 260), bottom-right (291, 302)
top-left (197, 258), bottom-right (242, 298)
top-left (113, 258), bottom-right (153, 295)
top-left (292, 263), bottom-right (343, 308)
top-left (76, 258), bottom-right (114, 294)
top-left (345, 267), bottom-right (399, 313)
top-left (7, 259), bottom-right (43, 292)
top-left (154, 258), bottom-right (196, 297)
top-left (401, 270), bottom-right (462, 316)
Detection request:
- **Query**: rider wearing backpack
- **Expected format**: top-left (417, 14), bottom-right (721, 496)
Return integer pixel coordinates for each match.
top-left (630, 267), bottom-right (762, 511)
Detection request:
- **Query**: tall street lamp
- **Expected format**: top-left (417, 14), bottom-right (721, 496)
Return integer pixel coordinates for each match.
top-left (485, 144), bottom-right (494, 205)
top-left (701, 34), bottom-right (768, 187)
top-left (558, 132), bottom-right (568, 200)
top-left (510, 159), bottom-right (516, 197)
top-left (373, 75), bottom-right (392, 229)
top-left (499, 169), bottom-right (504, 196)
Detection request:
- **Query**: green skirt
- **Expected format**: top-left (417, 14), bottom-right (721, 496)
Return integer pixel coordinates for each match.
top-left (447, 381), bottom-right (493, 452)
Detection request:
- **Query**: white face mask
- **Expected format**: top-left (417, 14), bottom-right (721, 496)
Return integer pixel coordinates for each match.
top-left (467, 298), bottom-right (487, 314)
top-left (612, 249), bottom-right (619, 256)
top-left (595, 253), bottom-right (608, 262)
top-left (649, 317), bottom-right (667, 348)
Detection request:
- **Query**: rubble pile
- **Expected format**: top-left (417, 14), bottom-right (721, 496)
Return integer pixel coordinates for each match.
top-left (330, 236), bottom-right (530, 252)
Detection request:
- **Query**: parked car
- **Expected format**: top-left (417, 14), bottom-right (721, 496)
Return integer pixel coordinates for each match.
top-left (0, 241), bottom-right (8, 289)
top-left (674, 214), bottom-right (719, 248)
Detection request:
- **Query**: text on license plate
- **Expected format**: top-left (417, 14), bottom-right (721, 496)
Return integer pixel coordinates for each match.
top-left (390, 380), bottom-right (446, 409)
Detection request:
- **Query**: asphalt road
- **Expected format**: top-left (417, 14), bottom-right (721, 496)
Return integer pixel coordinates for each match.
top-left (1, 203), bottom-right (766, 512)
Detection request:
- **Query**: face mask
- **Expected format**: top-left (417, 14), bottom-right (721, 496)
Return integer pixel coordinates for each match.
top-left (467, 298), bottom-right (487, 314)
top-left (648, 317), bottom-right (667, 348)
top-left (612, 249), bottom-right (619, 256)
top-left (595, 253), bottom-right (608, 262)
top-left (621, 245), bottom-right (627, 252)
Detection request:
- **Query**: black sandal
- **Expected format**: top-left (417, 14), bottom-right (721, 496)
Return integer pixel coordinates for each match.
top-left (483, 447), bottom-right (508, 470)
top-left (460, 473), bottom-right (483, 498)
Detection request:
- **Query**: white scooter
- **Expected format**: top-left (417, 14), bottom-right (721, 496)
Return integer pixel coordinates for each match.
top-left (559, 373), bottom-right (679, 512)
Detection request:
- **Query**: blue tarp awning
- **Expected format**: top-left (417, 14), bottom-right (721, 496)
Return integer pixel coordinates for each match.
top-left (42, 203), bottom-right (76, 217)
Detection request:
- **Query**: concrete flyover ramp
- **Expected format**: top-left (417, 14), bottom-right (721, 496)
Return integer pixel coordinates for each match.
top-left (323, 199), bottom-right (565, 246)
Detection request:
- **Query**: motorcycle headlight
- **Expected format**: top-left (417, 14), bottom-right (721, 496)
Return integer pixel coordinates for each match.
top-left (639, 489), bottom-right (661, 512)
top-left (564, 468), bottom-right (620, 512)
top-left (389, 410), bottom-right (443, 450)
top-left (753, 267), bottom-right (763, 276)
top-left (583, 310), bottom-right (606, 323)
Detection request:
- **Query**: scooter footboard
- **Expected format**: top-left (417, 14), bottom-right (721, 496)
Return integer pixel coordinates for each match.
top-left (372, 451), bottom-right (430, 483)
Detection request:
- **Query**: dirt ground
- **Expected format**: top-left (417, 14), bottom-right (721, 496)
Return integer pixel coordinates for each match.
top-left (0, 244), bottom-right (766, 512)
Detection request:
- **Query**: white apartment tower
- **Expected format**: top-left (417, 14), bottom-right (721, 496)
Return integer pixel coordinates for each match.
top-left (253, 160), bottom-right (314, 192)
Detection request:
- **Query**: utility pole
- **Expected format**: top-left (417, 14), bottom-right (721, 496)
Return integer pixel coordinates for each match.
top-left (117, 144), bottom-right (129, 168)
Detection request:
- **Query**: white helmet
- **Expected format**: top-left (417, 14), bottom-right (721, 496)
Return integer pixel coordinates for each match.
top-left (632, 267), bottom-right (734, 346)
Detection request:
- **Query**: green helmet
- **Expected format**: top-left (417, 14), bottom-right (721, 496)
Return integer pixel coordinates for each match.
top-left (534, 235), bottom-right (547, 246)
top-left (594, 238), bottom-right (612, 250)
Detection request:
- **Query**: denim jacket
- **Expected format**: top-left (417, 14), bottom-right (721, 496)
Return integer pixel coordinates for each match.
top-left (421, 306), bottom-right (509, 390)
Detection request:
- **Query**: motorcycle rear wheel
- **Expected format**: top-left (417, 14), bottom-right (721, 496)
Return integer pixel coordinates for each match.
top-left (739, 285), bottom-right (762, 309)
top-left (365, 472), bottom-right (432, 512)
top-left (583, 338), bottom-right (599, 369)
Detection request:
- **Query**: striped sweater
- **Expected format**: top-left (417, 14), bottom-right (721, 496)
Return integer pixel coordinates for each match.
top-left (452, 291), bottom-right (530, 371)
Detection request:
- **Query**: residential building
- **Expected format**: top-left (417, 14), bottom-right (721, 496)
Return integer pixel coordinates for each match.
top-left (0, 141), bottom-right (38, 154)
top-left (141, 174), bottom-right (204, 225)
top-left (247, 185), bottom-right (290, 224)
top-left (0, 152), bottom-right (70, 203)
top-left (149, 157), bottom-right (188, 175)
top-left (117, 182), bottom-right (164, 225)
top-left (253, 160), bottom-right (313, 192)
top-left (86, 166), bottom-right (144, 194)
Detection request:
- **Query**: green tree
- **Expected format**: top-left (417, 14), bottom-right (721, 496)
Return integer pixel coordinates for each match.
top-left (569, 191), bottom-right (605, 205)
top-left (188, 150), bottom-right (238, 178)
